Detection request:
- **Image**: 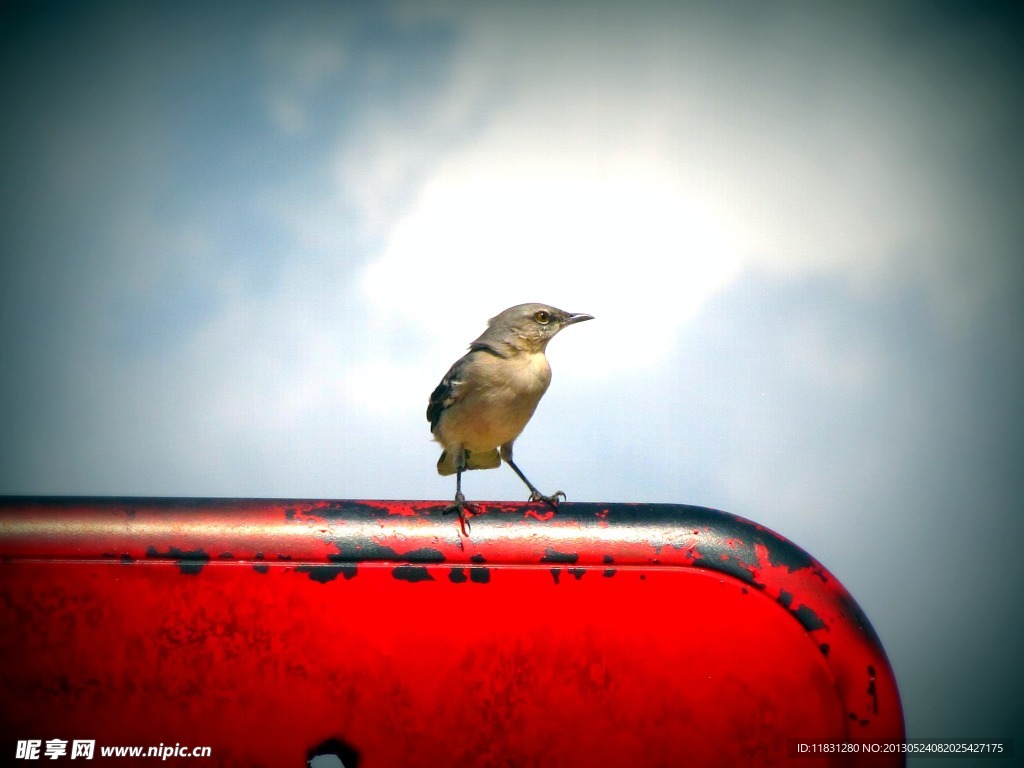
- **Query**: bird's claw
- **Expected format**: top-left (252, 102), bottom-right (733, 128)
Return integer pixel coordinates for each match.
top-left (442, 492), bottom-right (477, 536)
top-left (529, 490), bottom-right (566, 509)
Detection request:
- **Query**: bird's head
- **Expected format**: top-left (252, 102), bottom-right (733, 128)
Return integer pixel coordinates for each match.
top-left (475, 303), bottom-right (594, 354)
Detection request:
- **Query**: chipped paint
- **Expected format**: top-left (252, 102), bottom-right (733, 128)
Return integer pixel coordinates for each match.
top-left (0, 496), bottom-right (905, 766)
top-left (145, 545), bottom-right (210, 576)
top-left (540, 547), bottom-right (579, 565)
top-left (392, 565), bottom-right (433, 583)
top-left (297, 564), bottom-right (356, 584)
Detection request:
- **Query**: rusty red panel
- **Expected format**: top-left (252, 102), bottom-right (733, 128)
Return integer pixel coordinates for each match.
top-left (0, 498), bottom-right (904, 767)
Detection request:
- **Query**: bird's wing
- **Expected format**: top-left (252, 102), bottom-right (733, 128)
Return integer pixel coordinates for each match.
top-left (427, 354), bottom-right (468, 431)
top-left (427, 344), bottom-right (505, 431)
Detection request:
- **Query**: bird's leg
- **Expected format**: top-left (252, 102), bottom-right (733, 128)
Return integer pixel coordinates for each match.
top-left (506, 457), bottom-right (566, 510)
top-left (442, 451), bottom-right (476, 536)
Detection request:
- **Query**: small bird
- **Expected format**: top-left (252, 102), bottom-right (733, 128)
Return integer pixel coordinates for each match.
top-left (427, 303), bottom-right (593, 534)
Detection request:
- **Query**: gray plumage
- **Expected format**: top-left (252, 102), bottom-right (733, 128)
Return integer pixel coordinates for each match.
top-left (427, 303), bottom-right (593, 533)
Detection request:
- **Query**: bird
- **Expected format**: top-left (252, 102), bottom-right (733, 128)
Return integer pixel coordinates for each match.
top-left (427, 303), bottom-right (593, 535)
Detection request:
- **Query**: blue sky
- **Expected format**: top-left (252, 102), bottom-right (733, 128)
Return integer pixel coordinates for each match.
top-left (2, 0), bottom-right (1022, 749)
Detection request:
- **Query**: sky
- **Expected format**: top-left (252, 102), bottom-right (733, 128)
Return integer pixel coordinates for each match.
top-left (2, 0), bottom-right (1023, 751)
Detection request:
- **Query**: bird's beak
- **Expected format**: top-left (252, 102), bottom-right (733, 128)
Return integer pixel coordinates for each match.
top-left (563, 312), bottom-right (594, 326)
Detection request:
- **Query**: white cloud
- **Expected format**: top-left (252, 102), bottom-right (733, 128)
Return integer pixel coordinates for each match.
top-left (361, 146), bottom-right (743, 370)
top-left (347, 4), bottom-right (987, 365)
top-left (4, 4), bottom-right (1021, 748)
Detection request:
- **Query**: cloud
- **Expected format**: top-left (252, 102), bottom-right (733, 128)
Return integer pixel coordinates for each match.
top-left (1, 1), bottom-right (1022, 746)
top-left (3, 1), bottom-right (1020, 501)
top-left (346, 1), bottom-right (1022, 406)
top-left (361, 148), bottom-right (743, 366)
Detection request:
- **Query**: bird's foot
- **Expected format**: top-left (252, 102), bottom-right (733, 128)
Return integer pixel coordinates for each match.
top-left (528, 490), bottom-right (566, 510)
top-left (442, 491), bottom-right (478, 536)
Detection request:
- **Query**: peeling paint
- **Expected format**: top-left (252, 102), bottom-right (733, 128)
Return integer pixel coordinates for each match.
top-left (540, 547), bottom-right (578, 565)
top-left (791, 604), bottom-right (828, 633)
top-left (296, 564), bottom-right (356, 583)
top-left (392, 565), bottom-right (433, 583)
top-left (145, 545), bottom-right (210, 576)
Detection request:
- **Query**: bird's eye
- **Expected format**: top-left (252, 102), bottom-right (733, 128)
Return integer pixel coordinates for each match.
top-left (534, 310), bottom-right (551, 324)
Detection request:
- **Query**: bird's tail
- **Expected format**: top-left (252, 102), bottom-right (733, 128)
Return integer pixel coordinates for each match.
top-left (436, 448), bottom-right (502, 476)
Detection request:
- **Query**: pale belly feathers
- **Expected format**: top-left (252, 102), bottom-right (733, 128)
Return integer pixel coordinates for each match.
top-left (435, 351), bottom-right (552, 452)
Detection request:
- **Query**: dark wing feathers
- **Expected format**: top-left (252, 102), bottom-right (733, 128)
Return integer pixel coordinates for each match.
top-left (427, 356), bottom-right (465, 431)
top-left (428, 345), bottom-right (507, 431)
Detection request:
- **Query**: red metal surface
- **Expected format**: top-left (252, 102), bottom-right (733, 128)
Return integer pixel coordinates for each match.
top-left (0, 498), bottom-right (904, 767)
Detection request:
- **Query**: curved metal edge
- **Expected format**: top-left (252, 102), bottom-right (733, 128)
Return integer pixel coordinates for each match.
top-left (0, 496), bottom-right (905, 752)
